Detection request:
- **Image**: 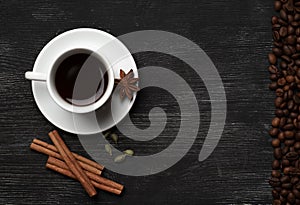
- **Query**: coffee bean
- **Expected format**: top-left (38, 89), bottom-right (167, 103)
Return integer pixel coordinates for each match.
top-left (295, 143), bottom-right (300, 150)
top-left (287, 35), bottom-right (296, 45)
top-left (275, 97), bottom-right (284, 108)
top-left (279, 132), bottom-right (285, 141)
top-left (291, 82), bottom-right (297, 90)
top-left (272, 16), bottom-right (279, 24)
top-left (286, 75), bottom-right (295, 83)
top-left (293, 188), bottom-right (300, 199)
top-left (276, 89), bottom-right (284, 97)
top-left (281, 175), bottom-right (290, 183)
top-left (283, 45), bottom-right (293, 55)
top-left (296, 69), bottom-right (300, 78)
top-left (291, 112), bottom-right (298, 118)
top-left (285, 0), bottom-right (293, 8)
top-left (275, 109), bottom-right (284, 117)
top-left (283, 183), bottom-right (293, 189)
top-left (273, 160), bottom-right (281, 169)
top-left (285, 131), bottom-right (295, 139)
top-left (270, 74), bottom-right (278, 81)
top-left (295, 95), bottom-right (300, 105)
top-left (288, 100), bottom-right (295, 110)
top-left (282, 55), bottom-right (291, 62)
top-left (280, 117), bottom-right (287, 127)
top-left (296, 160), bottom-right (300, 168)
top-left (269, 53), bottom-right (278, 64)
top-left (289, 45), bottom-right (296, 54)
top-left (295, 184), bottom-right (300, 190)
top-left (291, 177), bottom-right (299, 184)
top-left (273, 170), bottom-right (281, 178)
top-left (278, 78), bottom-right (286, 86)
top-left (283, 123), bottom-right (294, 130)
top-left (296, 132), bottom-right (300, 141)
top-left (283, 159), bottom-right (290, 167)
top-left (282, 146), bottom-right (290, 155)
top-left (274, 31), bottom-right (281, 41)
top-left (280, 10), bottom-right (288, 21)
top-left (288, 66), bottom-right (295, 74)
top-left (272, 139), bottom-right (281, 147)
top-left (280, 26), bottom-right (288, 37)
top-left (270, 82), bottom-right (278, 90)
top-left (273, 189), bottom-right (280, 199)
top-left (296, 28), bottom-right (300, 37)
top-left (268, 65), bottom-right (278, 74)
top-left (288, 90), bottom-right (294, 99)
top-left (274, 1), bottom-right (282, 11)
top-left (293, 53), bottom-right (300, 59)
top-left (282, 109), bottom-right (289, 116)
top-left (280, 196), bottom-right (287, 204)
top-left (273, 47), bottom-right (282, 56)
top-left (273, 24), bottom-right (281, 31)
top-left (283, 92), bottom-right (288, 101)
top-left (286, 152), bottom-right (299, 161)
top-left (288, 25), bottom-right (295, 35)
top-left (292, 21), bottom-right (299, 27)
top-left (272, 117), bottom-right (281, 127)
top-left (270, 177), bottom-right (281, 187)
top-left (274, 41), bottom-right (283, 48)
top-left (288, 192), bottom-right (296, 203)
top-left (284, 167), bottom-right (292, 175)
top-left (274, 148), bottom-right (282, 159)
top-left (270, 128), bottom-right (279, 137)
top-left (281, 188), bottom-right (289, 197)
top-left (293, 105), bottom-right (299, 112)
top-left (280, 61), bottom-right (288, 69)
top-left (279, 18), bottom-right (288, 26)
top-left (285, 140), bottom-right (295, 146)
top-left (273, 199), bottom-right (281, 205)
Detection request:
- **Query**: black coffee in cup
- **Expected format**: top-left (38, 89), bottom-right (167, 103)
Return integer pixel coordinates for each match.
top-left (54, 50), bottom-right (108, 106)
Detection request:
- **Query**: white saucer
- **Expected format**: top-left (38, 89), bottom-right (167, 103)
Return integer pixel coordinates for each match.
top-left (30, 28), bottom-right (138, 134)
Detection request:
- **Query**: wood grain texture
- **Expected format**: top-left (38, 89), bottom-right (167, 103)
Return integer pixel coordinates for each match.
top-left (0, 0), bottom-right (274, 204)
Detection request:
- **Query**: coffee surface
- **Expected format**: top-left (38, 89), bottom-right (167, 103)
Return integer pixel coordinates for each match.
top-left (55, 52), bottom-right (108, 106)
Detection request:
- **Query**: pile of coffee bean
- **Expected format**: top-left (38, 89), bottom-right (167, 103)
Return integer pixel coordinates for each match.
top-left (269, 1), bottom-right (300, 205)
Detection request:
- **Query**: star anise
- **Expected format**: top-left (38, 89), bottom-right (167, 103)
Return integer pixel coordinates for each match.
top-left (115, 69), bottom-right (140, 100)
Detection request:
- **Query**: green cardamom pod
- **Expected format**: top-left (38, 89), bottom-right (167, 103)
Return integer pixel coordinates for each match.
top-left (114, 154), bottom-right (126, 163)
top-left (123, 149), bottom-right (134, 156)
top-left (110, 133), bottom-right (119, 144)
top-left (105, 144), bottom-right (112, 156)
top-left (103, 131), bottom-right (111, 138)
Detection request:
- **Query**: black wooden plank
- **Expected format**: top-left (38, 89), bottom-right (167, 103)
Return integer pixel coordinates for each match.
top-left (0, 0), bottom-right (274, 204)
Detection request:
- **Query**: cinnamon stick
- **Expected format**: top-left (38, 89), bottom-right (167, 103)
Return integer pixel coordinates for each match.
top-left (30, 140), bottom-right (102, 175)
top-left (46, 163), bottom-right (122, 195)
top-left (48, 130), bottom-right (97, 197)
top-left (33, 139), bottom-right (104, 170)
top-left (47, 156), bottom-right (123, 192)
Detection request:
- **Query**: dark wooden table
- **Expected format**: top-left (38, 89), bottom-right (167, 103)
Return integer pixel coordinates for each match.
top-left (0, 0), bottom-right (275, 204)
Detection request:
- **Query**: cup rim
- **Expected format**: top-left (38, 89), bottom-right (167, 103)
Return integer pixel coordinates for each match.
top-left (44, 38), bottom-right (115, 114)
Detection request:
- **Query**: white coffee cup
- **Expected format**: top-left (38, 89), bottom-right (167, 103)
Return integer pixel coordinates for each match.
top-left (25, 35), bottom-right (115, 114)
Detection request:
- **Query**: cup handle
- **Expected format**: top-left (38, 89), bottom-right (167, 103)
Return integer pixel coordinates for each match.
top-left (25, 71), bottom-right (47, 82)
